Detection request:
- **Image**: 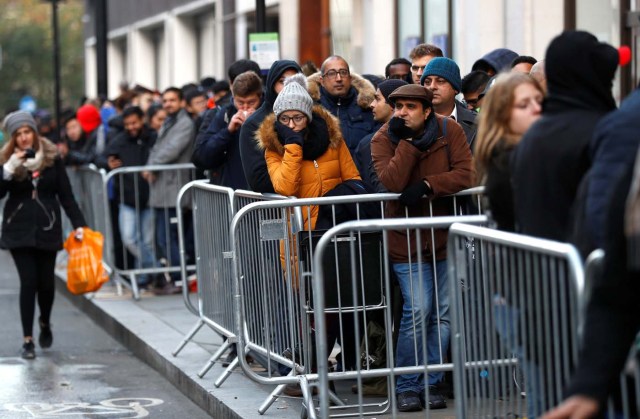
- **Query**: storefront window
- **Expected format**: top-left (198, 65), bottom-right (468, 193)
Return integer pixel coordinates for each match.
top-left (425, 0), bottom-right (449, 56)
top-left (398, 0), bottom-right (422, 58)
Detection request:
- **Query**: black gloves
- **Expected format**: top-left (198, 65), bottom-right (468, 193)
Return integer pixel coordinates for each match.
top-left (399, 180), bottom-right (431, 206)
top-left (388, 117), bottom-right (415, 140)
top-left (276, 121), bottom-right (304, 146)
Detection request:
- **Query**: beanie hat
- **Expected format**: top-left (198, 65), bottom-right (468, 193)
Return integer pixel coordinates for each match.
top-left (378, 79), bottom-right (408, 104)
top-left (76, 104), bottom-right (102, 133)
top-left (273, 74), bottom-right (314, 121)
top-left (420, 57), bottom-right (462, 92)
top-left (3, 111), bottom-right (38, 138)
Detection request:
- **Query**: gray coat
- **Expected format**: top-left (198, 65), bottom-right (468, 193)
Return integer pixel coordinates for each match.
top-left (146, 109), bottom-right (195, 208)
top-left (455, 101), bottom-right (478, 151)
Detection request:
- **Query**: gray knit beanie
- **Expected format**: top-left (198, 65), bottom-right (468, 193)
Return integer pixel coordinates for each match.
top-left (3, 111), bottom-right (38, 138)
top-left (273, 74), bottom-right (313, 121)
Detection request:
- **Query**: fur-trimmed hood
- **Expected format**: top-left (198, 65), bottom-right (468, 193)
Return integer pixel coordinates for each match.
top-left (306, 72), bottom-right (375, 110)
top-left (255, 105), bottom-right (344, 156)
top-left (1, 137), bottom-right (58, 181)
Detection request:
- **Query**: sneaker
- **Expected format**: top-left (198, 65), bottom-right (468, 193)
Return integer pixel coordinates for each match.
top-left (421, 386), bottom-right (447, 410)
top-left (38, 318), bottom-right (53, 348)
top-left (397, 391), bottom-right (422, 412)
top-left (21, 340), bottom-right (36, 360)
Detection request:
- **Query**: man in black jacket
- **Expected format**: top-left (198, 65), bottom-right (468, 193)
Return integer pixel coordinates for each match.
top-left (511, 31), bottom-right (618, 242)
top-left (239, 59), bottom-right (302, 192)
top-left (105, 106), bottom-right (157, 288)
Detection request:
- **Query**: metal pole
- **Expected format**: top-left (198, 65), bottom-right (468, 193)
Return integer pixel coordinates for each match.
top-left (256, 0), bottom-right (266, 32)
top-left (95, 0), bottom-right (108, 98)
top-left (51, 0), bottom-right (62, 142)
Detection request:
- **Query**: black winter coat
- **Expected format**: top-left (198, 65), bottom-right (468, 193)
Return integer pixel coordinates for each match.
top-left (484, 143), bottom-right (516, 232)
top-left (0, 138), bottom-right (86, 251)
top-left (511, 31), bottom-right (618, 242)
top-left (192, 103), bottom-right (250, 190)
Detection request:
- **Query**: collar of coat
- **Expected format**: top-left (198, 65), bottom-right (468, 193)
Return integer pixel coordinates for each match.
top-left (1, 137), bottom-right (58, 181)
top-left (255, 105), bottom-right (344, 156)
top-left (306, 72), bottom-right (376, 111)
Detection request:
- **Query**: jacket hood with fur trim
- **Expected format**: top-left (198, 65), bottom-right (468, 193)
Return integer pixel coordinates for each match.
top-left (306, 72), bottom-right (375, 110)
top-left (255, 105), bottom-right (344, 156)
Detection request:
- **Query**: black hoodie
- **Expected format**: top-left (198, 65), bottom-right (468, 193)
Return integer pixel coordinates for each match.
top-left (511, 31), bottom-right (618, 242)
top-left (239, 60), bottom-right (302, 193)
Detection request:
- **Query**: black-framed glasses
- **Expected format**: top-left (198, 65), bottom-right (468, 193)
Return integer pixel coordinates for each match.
top-left (323, 69), bottom-right (350, 79)
top-left (278, 114), bottom-right (307, 125)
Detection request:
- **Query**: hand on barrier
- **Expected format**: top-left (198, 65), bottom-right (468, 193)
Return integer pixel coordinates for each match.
top-left (399, 180), bottom-right (431, 206)
top-left (275, 121), bottom-right (304, 146)
top-left (74, 227), bottom-right (84, 241)
top-left (141, 171), bottom-right (156, 183)
top-left (3, 151), bottom-right (25, 175)
top-left (540, 395), bottom-right (600, 419)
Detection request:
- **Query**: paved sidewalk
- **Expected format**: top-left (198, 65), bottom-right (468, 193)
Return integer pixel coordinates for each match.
top-left (54, 257), bottom-right (458, 419)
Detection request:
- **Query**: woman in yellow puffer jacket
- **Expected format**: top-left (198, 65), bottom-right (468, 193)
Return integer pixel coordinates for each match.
top-left (255, 73), bottom-right (361, 230)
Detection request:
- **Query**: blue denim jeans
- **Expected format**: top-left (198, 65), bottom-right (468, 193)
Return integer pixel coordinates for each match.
top-left (493, 299), bottom-right (544, 418)
top-left (393, 259), bottom-right (450, 394)
top-left (119, 204), bottom-right (157, 284)
top-left (154, 207), bottom-right (181, 283)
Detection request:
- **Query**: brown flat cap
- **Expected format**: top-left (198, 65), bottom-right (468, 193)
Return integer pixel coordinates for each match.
top-left (388, 84), bottom-right (433, 105)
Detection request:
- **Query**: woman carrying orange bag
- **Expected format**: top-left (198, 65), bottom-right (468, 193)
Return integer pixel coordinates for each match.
top-left (0, 111), bottom-right (87, 360)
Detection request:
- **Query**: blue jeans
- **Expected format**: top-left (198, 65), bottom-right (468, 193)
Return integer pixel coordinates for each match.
top-left (154, 207), bottom-right (181, 283)
top-left (393, 259), bottom-right (450, 394)
top-left (493, 300), bottom-right (544, 418)
top-left (119, 204), bottom-right (157, 284)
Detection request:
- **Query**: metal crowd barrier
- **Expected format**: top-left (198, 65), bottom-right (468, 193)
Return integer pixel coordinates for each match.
top-left (102, 163), bottom-right (197, 299)
top-left (229, 188), bottom-right (485, 416)
top-left (172, 183), bottom-right (289, 387)
top-left (310, 215), bottom-right (487, 419)
top-left (447, 223), bottom-right (585, 419)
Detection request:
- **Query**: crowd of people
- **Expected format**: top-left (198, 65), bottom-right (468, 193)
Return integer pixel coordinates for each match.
top-left (1, 28), bottom-right (639, 418)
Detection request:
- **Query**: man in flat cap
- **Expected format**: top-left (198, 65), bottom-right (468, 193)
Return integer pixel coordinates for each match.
top-left (371, 84), bottom-right (474, 412)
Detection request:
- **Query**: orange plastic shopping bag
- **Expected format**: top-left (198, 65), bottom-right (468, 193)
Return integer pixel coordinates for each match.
top-left (63, 227), bottom-right (109, 294)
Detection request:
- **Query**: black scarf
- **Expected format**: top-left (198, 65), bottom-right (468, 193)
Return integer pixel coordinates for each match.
top-left (301, 115), bottom-right (331, 160)
top-left (388, 111), bottom-right (439, 152)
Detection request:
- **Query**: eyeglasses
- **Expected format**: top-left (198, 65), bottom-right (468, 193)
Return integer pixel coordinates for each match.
top-left (323, 69), bottom-right (350, 79)
top-left (278, 114), bottom-right (307, 125)
top-left (411, 65), bottom-right (426, 73)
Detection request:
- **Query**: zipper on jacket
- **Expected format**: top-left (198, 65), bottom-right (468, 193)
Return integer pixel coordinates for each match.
top-left (5, 202), bottom-right (24, 225)
top-left (313, 160), bottom-right (324, 195)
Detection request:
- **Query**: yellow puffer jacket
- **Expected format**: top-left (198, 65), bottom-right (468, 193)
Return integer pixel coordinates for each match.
top-left (255, 105), bottom-right (361, 230)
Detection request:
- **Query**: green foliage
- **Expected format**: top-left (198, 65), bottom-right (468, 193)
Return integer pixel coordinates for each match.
top-left (0, 0), bottom-right (85, 117)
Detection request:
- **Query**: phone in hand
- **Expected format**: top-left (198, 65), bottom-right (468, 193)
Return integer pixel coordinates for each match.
top-left (24, 148), bottom-right (36, 159)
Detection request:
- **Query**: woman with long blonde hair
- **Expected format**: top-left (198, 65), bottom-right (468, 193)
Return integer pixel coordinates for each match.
top-left (474, 72), bottom-right (543, 231)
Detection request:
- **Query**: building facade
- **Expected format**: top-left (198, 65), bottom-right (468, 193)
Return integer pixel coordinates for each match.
top-left (83, 0), bottom-right (634, 100)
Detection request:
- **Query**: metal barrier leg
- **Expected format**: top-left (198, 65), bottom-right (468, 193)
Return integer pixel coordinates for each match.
top-left (172, 318), bottom-right (205, 357)
top-left (198, 339), bottom-right (232, 378)
top-left (258, 382), bottom-right (288, 415)
top-left (214, 355), bottom-right (240, 388)
top-left (299, 376), bottom-right (317, 419)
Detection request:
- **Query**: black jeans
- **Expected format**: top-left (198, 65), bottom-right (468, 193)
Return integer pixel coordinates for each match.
top-left (10, 248), bottom-right (57, 337)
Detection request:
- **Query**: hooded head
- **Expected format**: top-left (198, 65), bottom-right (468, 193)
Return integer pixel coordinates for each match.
top-left (265, 60), bottom-right (303, 107)
top-left (545, 30), bottom-right (618, 112)
top-left (472, 48), bottom-right (519, 74)
top-left (76, 104), bottom-right (102, 134)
